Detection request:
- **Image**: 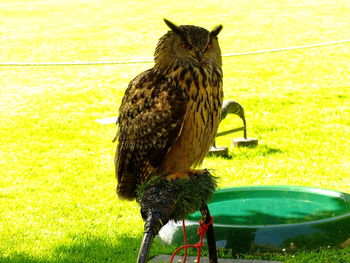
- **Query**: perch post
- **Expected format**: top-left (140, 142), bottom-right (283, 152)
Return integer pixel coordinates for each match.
top-left (136, 171), bottom-right (218, 263)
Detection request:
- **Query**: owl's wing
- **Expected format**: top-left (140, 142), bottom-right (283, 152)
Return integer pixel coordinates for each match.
top-left (115, 69), bottom-right (187, 200)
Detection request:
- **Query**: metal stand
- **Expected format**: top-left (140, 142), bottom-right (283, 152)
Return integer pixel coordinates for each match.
top-left (200, 204), bottom-right (218, 263)
top-left (218, 100), bottom-right (247, 139)
top-left (137, 204), bottom-right (218, 263)
top-left (135, 159), bottom-right (217, 263)
top-left (210, 100), bottom-right (258, 153)
top-left (137, 232), bottom-right (154, 263)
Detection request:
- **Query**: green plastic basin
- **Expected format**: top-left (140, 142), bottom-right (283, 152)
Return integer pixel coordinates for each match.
top-left (158, 185), bottom-right (350, 252)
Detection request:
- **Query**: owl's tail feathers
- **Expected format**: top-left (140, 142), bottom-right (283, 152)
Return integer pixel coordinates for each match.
top-left (117, 171), bottom-right (137, 201)
top-left (112, 133), bottom-right (118, 143)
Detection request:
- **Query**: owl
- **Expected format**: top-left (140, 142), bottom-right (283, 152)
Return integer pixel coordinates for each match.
top-left (115, 19), bottom-right (223, 200)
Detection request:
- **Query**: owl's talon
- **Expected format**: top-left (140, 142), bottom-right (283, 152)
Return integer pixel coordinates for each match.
top-left (165, 172), bottom-right (190, 181)
top-left (189, 169), bottom-right (208, 176)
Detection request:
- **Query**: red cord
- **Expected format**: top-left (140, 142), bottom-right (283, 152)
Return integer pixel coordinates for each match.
top-left (169, 216), bottom-right (214, 263)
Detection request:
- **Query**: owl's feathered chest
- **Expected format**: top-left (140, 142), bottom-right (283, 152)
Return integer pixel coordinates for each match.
top-left (167, 64), bottom-right (223, 105)
top-left (157, 64), bottom-right (223, 174)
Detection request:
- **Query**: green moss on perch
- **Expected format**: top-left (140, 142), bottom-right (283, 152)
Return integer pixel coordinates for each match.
top-left (136, 170), bottom-right (217, 235)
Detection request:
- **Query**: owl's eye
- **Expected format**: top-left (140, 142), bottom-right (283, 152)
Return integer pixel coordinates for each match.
top-left (206, 43), bottom-right (212, 51)
top-left (180, 42), bottom-right (192, 50)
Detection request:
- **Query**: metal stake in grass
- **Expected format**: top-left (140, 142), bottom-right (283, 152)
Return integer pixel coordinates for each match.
top-left (209, 100), bottom-right (258, 157)
top-left (135, 171), bottom-right (218, 263)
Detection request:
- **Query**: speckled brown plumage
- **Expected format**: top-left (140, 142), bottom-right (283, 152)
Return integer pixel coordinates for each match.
top-left (115, 19), bottom-right (223, 200)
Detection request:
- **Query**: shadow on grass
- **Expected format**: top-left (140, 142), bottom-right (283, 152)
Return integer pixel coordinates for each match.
top-left (0, 235), bottom-right (142, 263)
top-left (259, 146), bottom-right (283, 156)
top-left (224, 145), bottom-right (283, 160)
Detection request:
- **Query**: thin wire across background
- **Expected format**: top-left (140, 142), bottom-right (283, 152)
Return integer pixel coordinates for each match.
top-left (1, 39), bottom-right (349, 67)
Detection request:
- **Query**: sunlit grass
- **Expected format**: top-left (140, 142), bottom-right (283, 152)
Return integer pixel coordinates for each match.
top-left (1, 0), bottom-right (350, 262)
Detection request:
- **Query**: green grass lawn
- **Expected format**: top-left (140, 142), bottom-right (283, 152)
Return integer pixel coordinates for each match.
top-left (1, 0), bottom-right (350, 262)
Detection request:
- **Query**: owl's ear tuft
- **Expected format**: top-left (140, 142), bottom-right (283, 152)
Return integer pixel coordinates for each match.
top-left (210, 25), bottom-right (223, 37)
top-left (163, 18), bottom-right (182, 34)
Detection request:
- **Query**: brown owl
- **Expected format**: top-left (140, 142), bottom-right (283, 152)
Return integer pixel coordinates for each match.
top-left (115, 19), bottom-right (223, 200)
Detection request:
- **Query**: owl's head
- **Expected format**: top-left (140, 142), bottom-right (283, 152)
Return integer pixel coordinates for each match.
top-left (154, 19), bottom-right (223, 71)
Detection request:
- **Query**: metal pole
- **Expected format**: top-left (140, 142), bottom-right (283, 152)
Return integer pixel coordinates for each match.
top-left (136, 232), bottom-right (154, 263)
top-left (200, 204), bottom-right (217, 263)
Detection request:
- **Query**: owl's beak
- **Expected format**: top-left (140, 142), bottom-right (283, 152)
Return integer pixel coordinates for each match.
top-left (196, 50), bottom-right (203, 61)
